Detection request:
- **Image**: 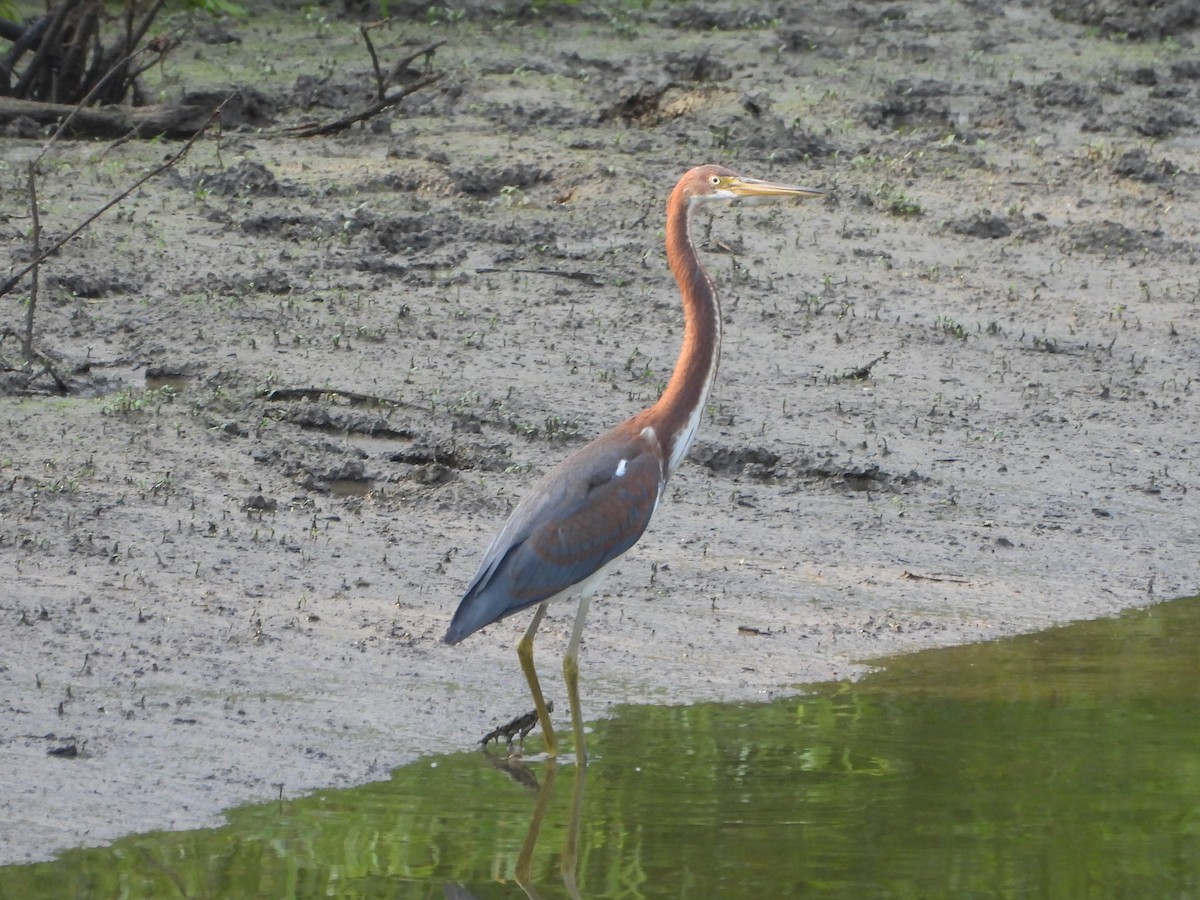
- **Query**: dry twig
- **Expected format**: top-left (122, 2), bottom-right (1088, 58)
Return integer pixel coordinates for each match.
top-left (2, 95), bottom-right (233, 304)
top-left (286, 38), bottom-right (444, 138)
top-left (287, 73), bottom-right (440, 138)
top-left (22, 161), bottom-right (40, 362)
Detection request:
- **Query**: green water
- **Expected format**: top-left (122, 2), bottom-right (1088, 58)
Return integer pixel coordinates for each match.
top-left (3, 598), bottom-right (1199, 899)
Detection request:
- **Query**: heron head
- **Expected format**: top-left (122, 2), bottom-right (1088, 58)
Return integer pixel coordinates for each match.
top-left (678, 164), bottom-right (824, 207)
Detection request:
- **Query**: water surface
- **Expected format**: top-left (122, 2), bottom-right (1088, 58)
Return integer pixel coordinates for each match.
top-left (2, 597), bottom-right (1198, 899)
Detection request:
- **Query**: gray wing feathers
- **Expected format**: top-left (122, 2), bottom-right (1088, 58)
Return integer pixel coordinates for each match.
top-left (443, 435), bottom-right (663, 643)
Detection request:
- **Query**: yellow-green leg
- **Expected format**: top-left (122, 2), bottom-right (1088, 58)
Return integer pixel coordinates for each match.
top-left (563, 593), bottom-right (592, 767)
top-left (517, 602), bottom-right (556, 757)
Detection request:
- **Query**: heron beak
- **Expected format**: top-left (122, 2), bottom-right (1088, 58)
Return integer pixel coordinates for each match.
top-left (729, 177), bottom-right (824, 200)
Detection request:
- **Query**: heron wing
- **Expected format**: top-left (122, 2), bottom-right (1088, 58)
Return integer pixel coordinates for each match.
top-left (443, 433), bottom-right (664, 643)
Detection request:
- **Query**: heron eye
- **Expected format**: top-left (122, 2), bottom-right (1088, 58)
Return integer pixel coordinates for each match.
top-left (710, 175), bottom-right (721, 186)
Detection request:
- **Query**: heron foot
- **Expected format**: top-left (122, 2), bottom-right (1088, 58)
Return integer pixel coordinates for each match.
top-left (478, 701), bottom-right (555, 751)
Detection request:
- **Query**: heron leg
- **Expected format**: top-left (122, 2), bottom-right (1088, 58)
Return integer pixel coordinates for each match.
top-left (562, 593), bottom-right (592, 766)
top-left (517, 602), bottom-right (556, 757)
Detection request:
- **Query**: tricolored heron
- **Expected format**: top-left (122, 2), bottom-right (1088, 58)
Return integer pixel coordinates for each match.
top-left (444, 164), bottom-right (824, 763)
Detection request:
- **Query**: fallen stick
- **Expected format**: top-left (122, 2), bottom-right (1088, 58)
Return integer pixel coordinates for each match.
top-left (0, 96), bottom-right (216, 138)
top-left (286, 72), bottom-right (440, 138)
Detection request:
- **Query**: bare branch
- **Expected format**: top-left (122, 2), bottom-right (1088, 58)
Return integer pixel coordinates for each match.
top-left (22, 161), bottom-right (40, 361)
top-left (0, 95), bottom-right (232, 301)
top-left (387, 40), bottom-right (445, 87)
top-left (360, 22), bottom-right (387, 101)
top-left (5, 0), bottom-right (173, 105)
top-left (34, 27), bottom-right (182, 166)
top-left (286, 72), bottom-right (439, 138)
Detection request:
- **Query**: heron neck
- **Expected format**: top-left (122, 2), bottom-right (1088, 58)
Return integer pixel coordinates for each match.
top-left (652, 194), bottom-right (722, 476)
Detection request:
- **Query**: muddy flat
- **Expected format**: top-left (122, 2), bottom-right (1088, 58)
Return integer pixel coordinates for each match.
top-left (1, 0), bottom-right (1197, 865)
